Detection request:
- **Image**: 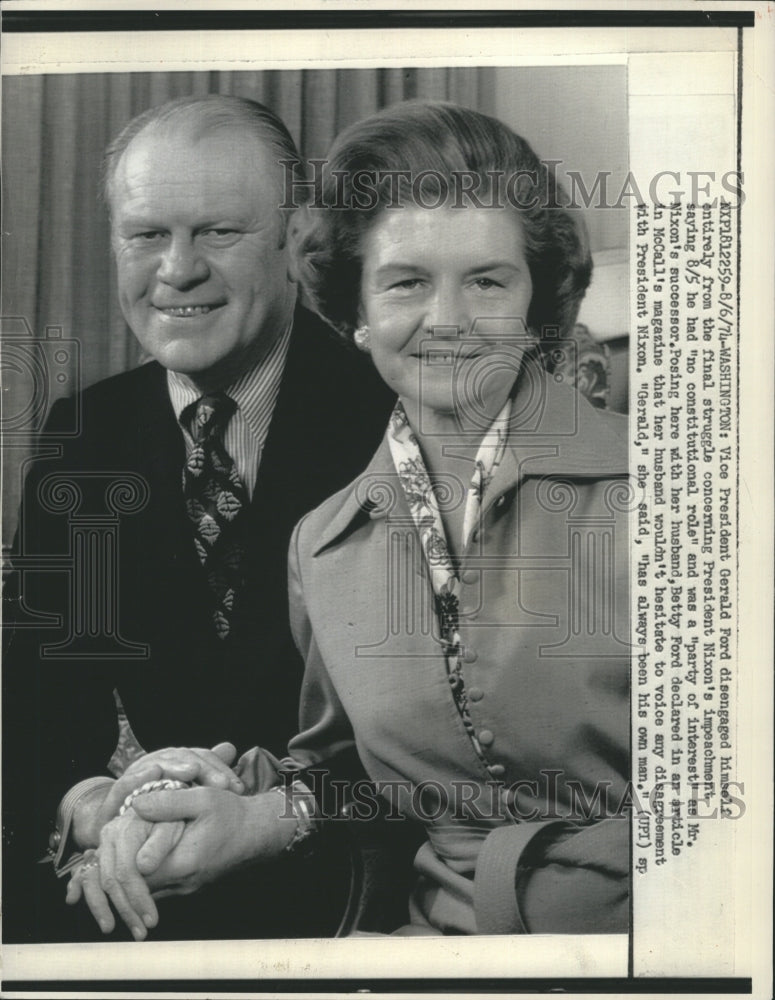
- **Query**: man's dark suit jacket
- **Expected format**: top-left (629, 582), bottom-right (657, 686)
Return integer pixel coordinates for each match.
top-left (2, 307), bottom-right (394, 942)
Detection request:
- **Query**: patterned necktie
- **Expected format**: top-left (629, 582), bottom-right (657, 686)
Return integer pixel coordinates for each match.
top-left (181, 392), bottom-right (249, 640)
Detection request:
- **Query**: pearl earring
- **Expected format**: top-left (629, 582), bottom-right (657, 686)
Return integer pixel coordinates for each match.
top-left (353, 325), bottom-right (371, 352)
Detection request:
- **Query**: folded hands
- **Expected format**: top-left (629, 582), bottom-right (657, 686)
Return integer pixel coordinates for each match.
top-left (66, 743), bottom-right (286, 940)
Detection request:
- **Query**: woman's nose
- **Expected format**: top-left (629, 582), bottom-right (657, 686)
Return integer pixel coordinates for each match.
top-left (157, 235), bottom-right (210, 289)
top-left (423, 285), bottom-right (471, 337)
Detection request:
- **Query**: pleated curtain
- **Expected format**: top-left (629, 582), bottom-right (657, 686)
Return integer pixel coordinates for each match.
top-left (1, 68), bottom-right (494, 541)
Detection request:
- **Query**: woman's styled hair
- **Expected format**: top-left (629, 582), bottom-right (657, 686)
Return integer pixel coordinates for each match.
top-left (296, 100), bottom-right (592, 342)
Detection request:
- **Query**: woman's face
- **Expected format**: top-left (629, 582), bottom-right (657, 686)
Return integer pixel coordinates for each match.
top-left (359, 205), bottom-right (534, 417)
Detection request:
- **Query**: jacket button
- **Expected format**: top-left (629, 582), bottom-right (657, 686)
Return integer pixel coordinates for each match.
top-left (463, 647), bottom-right (478, 664)
top-left (478, 729), bottom-right (494, 747)
top-left (460, 569), bottom-right (478, 585)
top-left (488, 763), bottom-right (505, 777)
top-left (468, 687), bottom-right (484, 702)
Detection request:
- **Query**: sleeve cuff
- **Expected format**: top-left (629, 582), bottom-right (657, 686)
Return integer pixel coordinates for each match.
top-left (233, 748), bottom-right (320, 856)
top-left (45, 776), bottom-right (115, 875)
top-left (473, 820), bottom-right (569, 934)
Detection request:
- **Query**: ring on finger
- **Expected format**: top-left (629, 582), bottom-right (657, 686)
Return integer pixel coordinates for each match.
top-left (72, 849), bottom-right (100, 879)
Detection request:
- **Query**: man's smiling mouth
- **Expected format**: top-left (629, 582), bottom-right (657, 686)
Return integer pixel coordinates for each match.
top-left (155, 304), bottom-right (223, 317)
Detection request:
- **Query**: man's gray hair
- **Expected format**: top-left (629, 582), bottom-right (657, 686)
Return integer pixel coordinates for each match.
top-left (102, 93), bottom-right (300, 209)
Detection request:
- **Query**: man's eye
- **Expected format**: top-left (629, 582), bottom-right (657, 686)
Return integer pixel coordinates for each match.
top-left (473, 277), bottom-right (502, 290)
top-left (201, 229), bottom-right (240, 241)
top-left (134, 231), bottom-right (165, 242)
top-left (390, 278), bottom-right (423, 291)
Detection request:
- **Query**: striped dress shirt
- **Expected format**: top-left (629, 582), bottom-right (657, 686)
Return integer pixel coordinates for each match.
top-left (167, 323), bottom-right (292, 500)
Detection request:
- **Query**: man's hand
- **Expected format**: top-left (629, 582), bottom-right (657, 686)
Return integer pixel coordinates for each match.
top-left (132, 787), bottom-right (297, 896)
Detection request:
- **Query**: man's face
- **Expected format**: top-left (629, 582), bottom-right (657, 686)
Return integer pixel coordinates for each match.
top-left (110, 124), bottom-right (295, 390)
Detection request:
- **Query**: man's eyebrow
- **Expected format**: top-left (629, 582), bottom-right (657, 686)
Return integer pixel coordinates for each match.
top-left (116, 214), bottom-right (255, 230)
top-left (115, 216), bottom-right (165, 229)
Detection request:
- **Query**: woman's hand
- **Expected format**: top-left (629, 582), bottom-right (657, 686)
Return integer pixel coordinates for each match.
top-left (68, 787), bottom-right (298, 938)
top-left (66, 809), bottom-right (185, 940)
top-left (120, 742), bottom-right (243, 791)
top-left (77, 742), bottom-right (244, 847)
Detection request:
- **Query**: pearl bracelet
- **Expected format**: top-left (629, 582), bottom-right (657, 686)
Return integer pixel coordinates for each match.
top-left (119, 778), bottom-right (190, 816)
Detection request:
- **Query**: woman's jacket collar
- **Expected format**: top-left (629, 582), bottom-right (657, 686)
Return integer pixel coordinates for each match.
top-left (312, 367), bottom-right (629, 557)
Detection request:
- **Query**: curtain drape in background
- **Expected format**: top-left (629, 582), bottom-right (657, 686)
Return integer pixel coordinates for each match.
top-left (2, 68), bottom-right (494, 542)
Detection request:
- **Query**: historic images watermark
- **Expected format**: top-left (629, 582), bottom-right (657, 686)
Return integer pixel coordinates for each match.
top-left (1, 317), bottom-right (151, 659)
top-left (278, 769), bottom-right (746, 825)
top-left (281, 162), bottom-right (745, 211)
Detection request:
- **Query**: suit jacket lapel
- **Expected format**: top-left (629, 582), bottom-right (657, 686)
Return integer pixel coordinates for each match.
top-left (251, 306), bottom-right (384, 525)
top-left (252, 316), bottom-right (312, 509)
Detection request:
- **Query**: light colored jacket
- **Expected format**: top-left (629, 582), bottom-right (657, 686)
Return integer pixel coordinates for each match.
top-left (286, 373), bottom-right (631, 934)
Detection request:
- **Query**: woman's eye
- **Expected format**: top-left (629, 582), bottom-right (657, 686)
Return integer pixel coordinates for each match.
top-left (473, 277), bottom-right (502, 290)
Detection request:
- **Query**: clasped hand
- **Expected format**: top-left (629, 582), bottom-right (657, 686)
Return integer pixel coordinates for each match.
top-left (67, 742), bottom-right (250, 940)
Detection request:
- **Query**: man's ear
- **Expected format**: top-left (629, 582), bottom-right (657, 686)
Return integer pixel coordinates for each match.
top-left (284, 206), bottom-right (306, 284)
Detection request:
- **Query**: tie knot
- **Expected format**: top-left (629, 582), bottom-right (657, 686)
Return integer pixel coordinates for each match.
top-left (184, 392), bottom-right (237, 444)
